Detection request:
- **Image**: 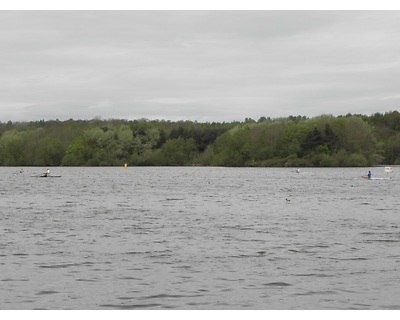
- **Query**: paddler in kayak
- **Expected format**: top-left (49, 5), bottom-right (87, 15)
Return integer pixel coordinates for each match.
top-left (367, 171), bottom-right (372, 179)
top-left (43, 168), bottom-right (50, 177)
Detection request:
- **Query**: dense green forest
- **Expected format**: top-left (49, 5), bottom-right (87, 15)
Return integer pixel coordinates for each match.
top-left (1, 111), bottom-right (400, 167)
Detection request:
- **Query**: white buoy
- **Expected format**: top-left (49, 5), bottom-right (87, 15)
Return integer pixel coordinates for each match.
top-left (385, 166), bottom-right (393, 173)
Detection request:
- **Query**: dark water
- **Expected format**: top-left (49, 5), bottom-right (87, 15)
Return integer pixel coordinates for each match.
top-left (1, 166), bottom-right (400, 310)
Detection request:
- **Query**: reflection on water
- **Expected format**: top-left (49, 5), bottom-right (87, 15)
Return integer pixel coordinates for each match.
top-left (1, 166), bottom-right (400, 309)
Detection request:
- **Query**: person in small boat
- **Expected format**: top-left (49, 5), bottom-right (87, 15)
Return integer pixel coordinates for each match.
top-left (44, 168), bottom-right (50, 177)
top-left (367, 171), bottom-right (372, 179)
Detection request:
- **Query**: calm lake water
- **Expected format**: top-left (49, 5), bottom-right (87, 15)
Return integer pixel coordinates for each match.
top-left (1, 166), bottom-right (399, 310)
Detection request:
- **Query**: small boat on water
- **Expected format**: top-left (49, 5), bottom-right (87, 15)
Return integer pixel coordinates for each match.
top-left (30, 168), bottom-right (61, 178)
top-left (362, 175), bottom-right (390, 180)
top-left (30, 174), bottom-right (62, 178)
top-left (362, 167), bottom-right (394, 180)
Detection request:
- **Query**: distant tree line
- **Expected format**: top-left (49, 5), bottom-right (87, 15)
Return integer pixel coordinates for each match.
top-left (1, 111), bottom-right (400, 167)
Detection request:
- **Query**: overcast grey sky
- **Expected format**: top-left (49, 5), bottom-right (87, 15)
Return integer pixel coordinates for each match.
top-left (1, 10), bottom-right (400, 122)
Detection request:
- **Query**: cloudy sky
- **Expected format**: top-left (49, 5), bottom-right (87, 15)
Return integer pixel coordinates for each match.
top-left (1, 9), bottom-right (400, 122)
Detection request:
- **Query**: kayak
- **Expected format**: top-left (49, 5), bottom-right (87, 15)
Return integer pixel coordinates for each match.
top-left (40, 175), bottom-right (62, 178)
top-left (362, 176), bottom-right (390, 180)
top-left (30, 174), bottom-right (62, 178)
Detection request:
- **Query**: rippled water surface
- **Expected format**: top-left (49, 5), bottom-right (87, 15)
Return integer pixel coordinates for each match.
top-left (1, 166), bottom-right (400, 310)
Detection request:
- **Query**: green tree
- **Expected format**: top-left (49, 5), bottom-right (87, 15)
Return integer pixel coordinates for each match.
top-left (62, 136), bottom-right (90, 166)
top-left (347, 153), bottom-right (368, 167)
top-left (156, 137), bottom-right (197, 166)
top-left (301, 127), bottom-right (324, 153)
top-left (337, 117), bottom-right (382, 165)
top-left (211, 126), bottom-right (251, 166)
top-left (382, 134), bottom-right (400, 164)
top-left (34, 137), bottom-right (64, 166)
top-left (0, 130), bottom-right (27, 166)
top-left (131, 126), bottom-right (161, 163)
top-left (323, 123), bottom-right (338, 151)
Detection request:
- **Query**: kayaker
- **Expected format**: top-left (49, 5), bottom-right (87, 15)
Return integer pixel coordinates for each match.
top-left (367, 171), bottom-right (372, 179)
top-left (44, 168), bottom-right (50, 177)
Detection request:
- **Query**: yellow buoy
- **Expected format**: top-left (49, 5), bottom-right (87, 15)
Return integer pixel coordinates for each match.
top-left (124, 163), bottom-right (128, 168)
